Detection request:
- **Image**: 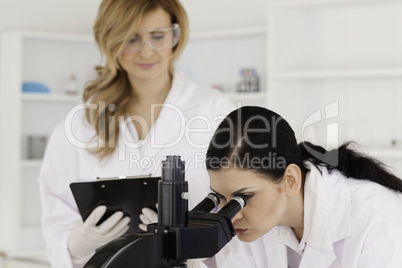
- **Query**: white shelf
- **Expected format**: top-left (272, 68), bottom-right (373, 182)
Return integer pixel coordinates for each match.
top-left (270, 0), bottom-right (392, 8)
top-left (225, 92), bottom-right (267, 101)
top-left (21, 160), bottom-right (43, 169)
top-left (271, 68), bottom-right (402, 80)
top-left (9, 30), bottom-right (93, 43)
top-left (4, 247), bottom-right (48, 265)
top-left (190, 26), bottom-right (266, 40)
top-left (21, 93), bottom-right (82, 102)
top-left (365, 148), bottom-right (402, 158)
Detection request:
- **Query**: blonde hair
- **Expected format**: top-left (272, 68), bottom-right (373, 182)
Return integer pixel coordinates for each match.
top-left (83, 0), bottom-right (189, 160)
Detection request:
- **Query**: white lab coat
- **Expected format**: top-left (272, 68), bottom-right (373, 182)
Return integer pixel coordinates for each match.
top-left (38, 72), bottom-right (235, 268)
top-left (219, 165), bottom-right (402, 268)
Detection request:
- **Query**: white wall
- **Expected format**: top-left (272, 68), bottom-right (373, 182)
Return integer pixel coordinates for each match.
top-left (0, 0), bottom-right (100, 34)
top-left (0, 0), bottom-right (267, 34)
top-left (182, 0), bottom-right (267, 31)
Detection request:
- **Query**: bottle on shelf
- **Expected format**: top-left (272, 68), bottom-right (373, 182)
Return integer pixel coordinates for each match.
top-left (66, 73), bottom-right (78, 95)
top-left (236, 68), bottom-right (260, 93)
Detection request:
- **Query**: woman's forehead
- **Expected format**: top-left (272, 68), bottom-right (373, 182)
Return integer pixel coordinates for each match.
top-left (209, 169), bottom-right (270, 190)
top-left (138, 7), bottom-right (171, 30)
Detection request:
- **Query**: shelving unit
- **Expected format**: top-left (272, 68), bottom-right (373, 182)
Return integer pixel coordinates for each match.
top-left (0, 31), bottom-right (100, 257)
top-left (267, 0), bottom-right (402, 176)
top-left (177, 26), bottom-right (267, 106)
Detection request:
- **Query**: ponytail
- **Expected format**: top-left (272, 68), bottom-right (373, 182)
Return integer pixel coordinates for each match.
top-left (206, 106), bottom-right (402, 195)
top-left (298, 141), bottom-right (402, 194)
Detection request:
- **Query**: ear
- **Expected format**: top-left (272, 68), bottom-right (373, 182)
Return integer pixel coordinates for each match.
top-left (281, 164), bottom-right (302, 197)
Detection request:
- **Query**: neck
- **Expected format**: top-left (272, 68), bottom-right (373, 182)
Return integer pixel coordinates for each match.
top-left (292, 192), bottom-right (305, 241)
top-left (282, 189), bottom-right (305, 242)
top-left (128, 71), bottom-right (172, 105)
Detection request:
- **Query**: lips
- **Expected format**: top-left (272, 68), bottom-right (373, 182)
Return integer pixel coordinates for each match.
top-left (137, 63), bottom-right (156, 69)
top-left (235, 229), bottom-right (248, 234)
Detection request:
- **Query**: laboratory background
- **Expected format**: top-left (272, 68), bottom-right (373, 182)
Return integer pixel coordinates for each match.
top-left (1, 0), bottom-right (402, 267)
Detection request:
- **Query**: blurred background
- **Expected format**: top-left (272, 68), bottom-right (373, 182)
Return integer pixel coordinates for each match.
top-left (0, 0), bottom-right (402, 267)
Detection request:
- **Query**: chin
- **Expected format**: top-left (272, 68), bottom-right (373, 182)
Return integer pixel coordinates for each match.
top-left (136, 67), bottom-right (168, 81)
top-left (237, 233), bottom-right (261, 243)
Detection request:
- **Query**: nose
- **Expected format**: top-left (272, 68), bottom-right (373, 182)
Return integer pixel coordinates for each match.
top-left (231, 210), bottom-right (243, 224)
top-left (139, 41), bottom-right (154, 58)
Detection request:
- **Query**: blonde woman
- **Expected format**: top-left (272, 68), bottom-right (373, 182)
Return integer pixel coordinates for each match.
top-left (38, 0), bottom-right (234, 267)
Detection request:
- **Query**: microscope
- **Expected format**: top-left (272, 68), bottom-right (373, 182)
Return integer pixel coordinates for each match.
top-left (84, 156), bottom-right (246, 267)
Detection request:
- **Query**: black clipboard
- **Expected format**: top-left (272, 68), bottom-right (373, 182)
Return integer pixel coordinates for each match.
top-left (70, 175), bottom-right (160, 234)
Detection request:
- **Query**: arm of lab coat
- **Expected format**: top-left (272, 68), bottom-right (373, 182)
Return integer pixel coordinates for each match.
top-left (39, 121), bottom-right (82, 268)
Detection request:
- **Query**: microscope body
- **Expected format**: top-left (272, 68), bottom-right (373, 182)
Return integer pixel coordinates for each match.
top-left (84, 156), bottom-right (245, 268)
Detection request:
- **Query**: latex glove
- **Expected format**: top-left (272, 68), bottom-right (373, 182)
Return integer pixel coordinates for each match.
top-left (68, 205), bottom-right (130, 264)
top-left (138, 207), bottom-right (158, 232)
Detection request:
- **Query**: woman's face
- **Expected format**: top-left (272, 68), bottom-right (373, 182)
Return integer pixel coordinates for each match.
top-left (119, 7), bottom-right (174, 82)
top-left (209, 168), bottom-right (289, 242)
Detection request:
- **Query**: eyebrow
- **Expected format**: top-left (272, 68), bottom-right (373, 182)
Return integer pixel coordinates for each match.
top-left (209, 186), bottom-right (253, 197)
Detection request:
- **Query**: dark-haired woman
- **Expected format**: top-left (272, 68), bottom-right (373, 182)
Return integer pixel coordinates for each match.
top-left (206, 106), bottom-right (402, 268)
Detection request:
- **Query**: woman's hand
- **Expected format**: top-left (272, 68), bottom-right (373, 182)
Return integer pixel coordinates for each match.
top-left (139, 207), bottom-right (158, 231)
top-left (67, 206), bottom-right (130, 264)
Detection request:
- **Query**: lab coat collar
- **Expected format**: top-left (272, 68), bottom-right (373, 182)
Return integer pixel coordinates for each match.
top-left (319, 166), bottom-right (352, 243)
top-left (262, 231), bottom-right (289, 268)
top-left (262, 230), bottom-right (337, 268)
top-left (299, 163), bottom-right (352, 268)
top-left (298, 162), bottom-right (352, 246)
top-left (299, 246), bottom-right (336, 268)
top-left (164, 71), bottom-right (202, 110)
top-left (116, 71), bottom-right (202, 162)
top-left (300, 161), bottom-right (334, 252)
top-left (272, 161), bottom-right (334, 254)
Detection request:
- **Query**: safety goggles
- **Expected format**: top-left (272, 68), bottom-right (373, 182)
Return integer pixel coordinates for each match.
top-left (122, 23), bottom-right (180, 54)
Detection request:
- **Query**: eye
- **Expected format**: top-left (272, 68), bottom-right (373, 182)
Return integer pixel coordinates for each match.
top-left (216, 193), bottom-right (225, 200)
top-left (237, 193), bottom-right (254, 201)
top-left (213, 192), bottom-right (226, 201)
top-left (129, 35), bottom-right (140, 43)
top-left (151, 31), bottom-right (165, 40)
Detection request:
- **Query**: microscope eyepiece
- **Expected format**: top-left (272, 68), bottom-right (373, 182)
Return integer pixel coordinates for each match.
top-left (206, 193), bottom-right (220, 207)
top-left (216, 195), bottom-right (246, 220)
top-left (162, 155), bottom-right (185, 181)
top-left (231, 196), bottom-right (246, 208)
top-left (191, 193), bottom-right (220, 213)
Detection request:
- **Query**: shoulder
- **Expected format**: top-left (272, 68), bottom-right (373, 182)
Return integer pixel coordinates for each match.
top-left (171, 71), bottom-right (235, 116)
top-left (323, 168), bottom-right (402, 232)
top-left (348, 176), bottom-right (402, 232)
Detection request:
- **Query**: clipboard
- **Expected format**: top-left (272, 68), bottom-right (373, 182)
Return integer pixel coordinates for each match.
top-left (70, 175), bottom-right (160, 234)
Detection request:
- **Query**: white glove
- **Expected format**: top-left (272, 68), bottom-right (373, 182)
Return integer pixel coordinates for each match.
top-left (68, 205), bottom-right (130, 264)
top-left (138, 207), bottom-right (158, 232)
top-left (187, 259), bottom-right (208, 268)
